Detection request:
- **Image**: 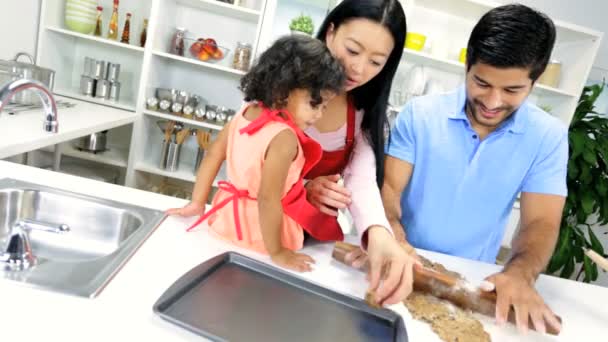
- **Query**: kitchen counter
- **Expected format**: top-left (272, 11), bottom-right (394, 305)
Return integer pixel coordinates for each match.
top-left (0, 96), bottom-right (137, 159)
top-left (0, 160), bottom-right (606, 341)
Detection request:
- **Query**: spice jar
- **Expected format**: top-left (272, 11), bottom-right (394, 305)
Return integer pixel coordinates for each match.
top-left (170, 28), bottom-right (186, 56)
top-left (538, 60), bottom-right (562, 88)
top-left (232, 42), bottom-right (252, 71)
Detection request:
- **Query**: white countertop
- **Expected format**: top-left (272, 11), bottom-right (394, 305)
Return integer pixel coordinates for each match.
top-left (0, 96), bottom-right (137, 159)
top-left (0, 160), bottom-right (606, 341)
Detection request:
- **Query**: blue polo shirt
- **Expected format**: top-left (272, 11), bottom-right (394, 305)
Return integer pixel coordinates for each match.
top-left (386, 86), bottom-right (568, 263)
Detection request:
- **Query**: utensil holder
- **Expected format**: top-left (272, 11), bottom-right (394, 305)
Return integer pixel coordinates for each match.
top-left (166, 142), bottom-right (182, 172)
top-left (159, 140), bottom-right (170, 169)
top-left (194, 148), bottom-right (205, 174)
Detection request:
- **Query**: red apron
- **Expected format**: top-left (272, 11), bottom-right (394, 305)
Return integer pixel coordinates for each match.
top-left (305, 98), bottom-right (356, 179)
top-left (187, 104), bottom-right (344, 242)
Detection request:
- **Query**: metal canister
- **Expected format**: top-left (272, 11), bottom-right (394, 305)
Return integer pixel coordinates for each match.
top-left (106, 63), bottom-right (121, 82)
top-left (109, 81), bottom-right (121, 101)
top-left (95, 79), bottom-right (111, 99)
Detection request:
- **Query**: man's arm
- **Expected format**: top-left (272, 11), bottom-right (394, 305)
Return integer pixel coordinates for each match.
top-left (505, 192), bottom-right (565, 283)
top-left (486, 192), bottom-right (565, 334)
top-left (382, 156), bottom-right (414, 244)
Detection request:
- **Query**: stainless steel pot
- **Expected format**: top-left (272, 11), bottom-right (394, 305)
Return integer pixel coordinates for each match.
top-left (0, 52), bottom-right (55, 105)
top-left (77, 131), bottom-right (108, 153)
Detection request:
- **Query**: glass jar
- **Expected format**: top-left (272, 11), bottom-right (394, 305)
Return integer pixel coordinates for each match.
top-left (170, 28), bottom-right (187, 56)
top-left (232, 42), bottom-right (252, 71)
top-left (538, 60), bottom-right (562, 88)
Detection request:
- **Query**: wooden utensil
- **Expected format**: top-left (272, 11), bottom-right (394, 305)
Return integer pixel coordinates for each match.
top-left (164, 121), bottom-right (175, 142)
top-left (196, 129), bottom-right (212, 150)
top-left (584, 247), bottom-right (608, 272)
top-left (332, 241), bottom-right (562, 335)
top-left (176, 127), bottom-right (191, 145)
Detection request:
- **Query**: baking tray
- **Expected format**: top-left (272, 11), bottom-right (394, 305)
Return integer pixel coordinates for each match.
top-left (153, 252), bottom-right (407, 342)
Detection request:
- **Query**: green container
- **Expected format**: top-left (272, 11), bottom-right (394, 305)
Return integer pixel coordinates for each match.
top-left (65, 0), bottom-right (97, 34)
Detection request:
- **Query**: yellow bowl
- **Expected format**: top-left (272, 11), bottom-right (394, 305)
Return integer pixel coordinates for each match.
top-left (405, 32), bottom-right (427, 51)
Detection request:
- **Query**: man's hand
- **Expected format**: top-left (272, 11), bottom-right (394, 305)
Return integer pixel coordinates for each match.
top-left (305, 174), bottom-right (352, 216)
top-left (346, 227), bottom-right (419, 305)
top-left (483, 269), bottom-right (561, 334)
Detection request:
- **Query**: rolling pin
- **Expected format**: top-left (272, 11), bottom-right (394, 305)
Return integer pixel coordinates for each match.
top-left (332, 241), bottom-right (561, 335)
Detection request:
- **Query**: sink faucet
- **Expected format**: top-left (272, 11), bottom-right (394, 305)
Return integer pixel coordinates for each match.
top-left (0, 79), bottom-right (58, 133)
top-left (1, 219), bottom-right (70, 271)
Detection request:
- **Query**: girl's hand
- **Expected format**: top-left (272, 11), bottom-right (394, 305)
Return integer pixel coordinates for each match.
top-left (166, 201), bottom-right (206, 217)
top-left (270, 249), bottom-right (316, 272)
top-left (305, 174), bottom-right (352, 216)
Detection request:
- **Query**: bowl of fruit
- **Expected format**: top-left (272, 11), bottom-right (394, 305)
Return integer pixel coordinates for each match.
top-left (187, 38), bottom-right (229, 63)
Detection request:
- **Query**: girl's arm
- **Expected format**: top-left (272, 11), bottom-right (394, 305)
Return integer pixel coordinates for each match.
top-left (259, 129), bottom-right (314, 272)
top-left (166, 122), bottom-right (231, 216)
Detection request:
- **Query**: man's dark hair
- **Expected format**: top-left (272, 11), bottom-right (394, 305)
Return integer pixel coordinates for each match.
top-left (240, 35), bottom-right (345, 108)
top-left (466, 4), bottom-right (556, 81)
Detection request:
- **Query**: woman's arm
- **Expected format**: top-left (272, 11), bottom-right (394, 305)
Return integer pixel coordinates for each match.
top-left (343, 129), bottom-right (393, 244)
top-left (259, 129), bottom-right (315, 272)
top-left (166, 122), bottom-right (231, 216)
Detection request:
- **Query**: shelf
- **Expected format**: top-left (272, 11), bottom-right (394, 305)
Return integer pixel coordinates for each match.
top-left (534, 84), bottom-right (577, 98)
top-left (144, 110), bottom-right (225, 131)
top-left (61, 143), bottom-right (129, 168)
top-left (136, 158), bottom-right (227, 185)
top-left (402, 48), bottom-right (578, 98)
top-left (176, 0), bottom-right (261, 22)
top-left (46, 26), bottom-right (145, 53)
top-left (136, 161), bottom-right (197, 183)
top-left (402, 48), bottom-right (465, 73)
top-left (152, 51), bottom-right (245, 77)
top-left (54, 89), bottom-right (137, 112)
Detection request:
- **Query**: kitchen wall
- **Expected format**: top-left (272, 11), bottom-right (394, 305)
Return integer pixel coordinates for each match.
top-left (0, 0), bottom-right (41, 61)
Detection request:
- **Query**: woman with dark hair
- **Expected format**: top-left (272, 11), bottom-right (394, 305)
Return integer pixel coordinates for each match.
top-left (302, 0), bottom-right (418, 305)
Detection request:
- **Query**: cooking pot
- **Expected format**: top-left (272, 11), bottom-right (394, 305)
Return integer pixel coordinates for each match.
top-left (77, 131), bottom-right (108, 153)
top-left (0, 52), bottom-right (55, 105)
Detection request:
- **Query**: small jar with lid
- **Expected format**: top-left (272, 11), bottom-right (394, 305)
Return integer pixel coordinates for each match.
top-left (232, 42), bottom-right (252, 71)
top-left (170, 28), bottom-right (187, 56)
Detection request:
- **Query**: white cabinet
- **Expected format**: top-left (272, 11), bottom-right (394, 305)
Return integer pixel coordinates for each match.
top-left (33, 0), bottom-right (602, 207)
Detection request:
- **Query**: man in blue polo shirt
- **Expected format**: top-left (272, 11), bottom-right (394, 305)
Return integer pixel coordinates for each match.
top-left (384, 4), bottom-right (566, 335)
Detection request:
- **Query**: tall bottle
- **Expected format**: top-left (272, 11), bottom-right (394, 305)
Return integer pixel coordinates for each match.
top-left (107, 0), bottom-right (119, 40)
top-left (121, 13), bottom-right (131, 44)
top-left (94, 6), bottom-right (103, 37)
top-left (140, 19), bottom-right (148, 47)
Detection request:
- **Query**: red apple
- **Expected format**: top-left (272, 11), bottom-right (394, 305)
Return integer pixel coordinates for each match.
top-left (189, 38), bottom-right (205, 56)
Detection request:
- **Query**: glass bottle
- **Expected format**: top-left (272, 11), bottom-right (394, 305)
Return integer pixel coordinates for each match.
top-left (120, 13), bottom-right (131, 44)
top-left (107, 0), bottom-right (119, 40)
top-left (140, 19), bottom-right (148, 48)
top-left (94, 6), bottom-right (103, 37)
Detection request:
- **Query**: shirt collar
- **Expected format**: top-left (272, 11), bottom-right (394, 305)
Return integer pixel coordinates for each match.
top-left (447, 85), bottom-right (526, 134)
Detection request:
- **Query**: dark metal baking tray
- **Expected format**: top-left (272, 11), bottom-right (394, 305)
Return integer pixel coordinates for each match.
top-left (153, 252), bottom-right (407, 342)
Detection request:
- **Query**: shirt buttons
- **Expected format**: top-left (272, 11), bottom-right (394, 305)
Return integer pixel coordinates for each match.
top-left (472, 135), bottom-right (478, 139)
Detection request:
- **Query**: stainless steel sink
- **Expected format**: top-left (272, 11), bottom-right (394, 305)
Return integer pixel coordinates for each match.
top-left (0, 178), bottom-right (166, 297)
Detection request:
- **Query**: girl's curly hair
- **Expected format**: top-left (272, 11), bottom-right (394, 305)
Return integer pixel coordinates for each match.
top-left (240, 35), bottom-right (345, 108)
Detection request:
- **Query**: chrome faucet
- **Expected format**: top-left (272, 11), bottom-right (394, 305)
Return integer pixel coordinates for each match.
top-left (1, 219), bottom-right (70, 271)
top-left (0, 79), bottom-right (58, 133)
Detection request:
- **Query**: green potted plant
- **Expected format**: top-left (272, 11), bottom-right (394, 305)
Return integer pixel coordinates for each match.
top-left (289, 14), bottom-right (314, 36)
top-left (547, 82), bottom-right (608, 282)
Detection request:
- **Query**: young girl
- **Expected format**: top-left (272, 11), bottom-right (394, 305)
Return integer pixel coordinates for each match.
top-left (168, 35), bottom-right (345, 272)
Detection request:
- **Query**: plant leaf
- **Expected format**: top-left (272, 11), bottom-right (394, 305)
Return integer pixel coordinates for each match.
top-left (581, 192), bottom-right (595, 215)
top-left (560, 257), bottom-right (575, 278)
top-left (588, 227), bottom-right (605, 254)
top-left (583, 255), bottom-right (592, 283)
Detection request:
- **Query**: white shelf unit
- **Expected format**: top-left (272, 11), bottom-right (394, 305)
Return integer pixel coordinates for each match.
top-left (34, 0), bottom-right (601, 214)
top-left (35, 0), bottom-right (267, 190)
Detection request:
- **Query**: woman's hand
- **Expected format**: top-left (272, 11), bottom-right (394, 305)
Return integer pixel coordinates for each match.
top-left (346, 227), bottom-right (419, 305)
top-left (305, 174), bottom-right (352, 216)
top-left (166, 201), bottom-right (206, 217)
top-left (270, 249), bottom-right (316, 272)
